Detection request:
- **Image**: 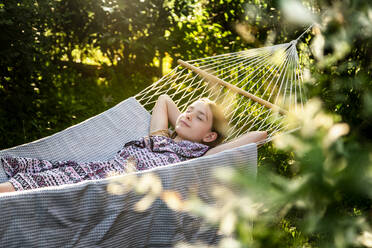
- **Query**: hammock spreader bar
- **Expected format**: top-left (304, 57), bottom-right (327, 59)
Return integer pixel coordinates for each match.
top-left (177, 59), bottom-right (288, 115)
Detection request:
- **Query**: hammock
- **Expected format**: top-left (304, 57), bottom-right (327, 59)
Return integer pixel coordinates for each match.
top-left (0, 36), bottom-right (306, 246)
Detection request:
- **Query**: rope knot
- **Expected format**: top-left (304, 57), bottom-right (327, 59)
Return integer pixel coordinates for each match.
top-left (290, 40), bottom-right (298, 46)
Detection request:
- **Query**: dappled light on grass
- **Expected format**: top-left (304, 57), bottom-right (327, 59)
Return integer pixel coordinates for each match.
top-left (162, 52), bottom-right (173, 76)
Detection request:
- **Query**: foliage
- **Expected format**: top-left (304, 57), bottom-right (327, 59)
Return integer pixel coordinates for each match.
top-left (0, 0), bottom-right (110, 147)
top-left (1, 0), bottom-right (372, 247)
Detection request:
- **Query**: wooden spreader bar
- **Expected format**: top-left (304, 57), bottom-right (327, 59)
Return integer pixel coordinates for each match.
top-left (177, 59), bottom-right (288, 115)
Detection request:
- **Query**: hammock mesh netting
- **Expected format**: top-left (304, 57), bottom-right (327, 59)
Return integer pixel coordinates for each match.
top-left (135, 40), bottom-right (306, 144)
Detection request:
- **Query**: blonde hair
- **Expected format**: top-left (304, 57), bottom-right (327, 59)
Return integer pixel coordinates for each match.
top-left (198, 98), bottom-right (228, 147)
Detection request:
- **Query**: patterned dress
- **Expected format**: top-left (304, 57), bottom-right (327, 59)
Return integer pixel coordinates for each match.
top-left (1, 135), bottom-right (209, 191)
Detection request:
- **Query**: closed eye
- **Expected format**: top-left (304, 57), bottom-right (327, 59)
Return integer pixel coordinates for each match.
top-left (186, 106), bottom-right (193, 113)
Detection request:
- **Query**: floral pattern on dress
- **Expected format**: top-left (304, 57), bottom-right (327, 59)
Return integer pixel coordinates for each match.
top-left (1, 135), bottom-right (209, 191)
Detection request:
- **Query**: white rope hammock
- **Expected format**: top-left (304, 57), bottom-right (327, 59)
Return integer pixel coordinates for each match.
top-left (135, 39), bottom-right (307, 145)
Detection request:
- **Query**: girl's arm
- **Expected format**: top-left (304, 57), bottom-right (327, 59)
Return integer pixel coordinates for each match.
top-left (150, 94), bottom-right (181, 134)
top-left (204, 131), bottom-right (267, 156)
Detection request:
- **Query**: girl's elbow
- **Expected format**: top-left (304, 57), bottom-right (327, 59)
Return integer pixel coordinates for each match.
top-left (159, 94), bottom-right (171, 101)
top-left (262, 131), bottom-right (268, 138)
top-left (257, 131), bottom-right (267, 141)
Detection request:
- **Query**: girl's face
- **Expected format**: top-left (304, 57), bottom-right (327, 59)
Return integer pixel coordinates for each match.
top-left (175, 100), bottom-right (217, 143)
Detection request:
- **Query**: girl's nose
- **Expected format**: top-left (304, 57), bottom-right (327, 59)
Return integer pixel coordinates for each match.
top-left (186, 112), bottom-right (192, 120)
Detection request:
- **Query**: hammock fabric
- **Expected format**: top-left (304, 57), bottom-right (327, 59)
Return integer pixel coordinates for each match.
top-left (0, 97), bottom-right (257, 247)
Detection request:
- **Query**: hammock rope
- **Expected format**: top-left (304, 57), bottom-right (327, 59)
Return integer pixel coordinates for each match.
top-left (135, 27), bottom-right (313, 144)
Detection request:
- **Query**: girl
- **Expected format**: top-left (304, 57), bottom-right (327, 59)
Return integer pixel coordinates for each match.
top-left (0, 95), bottom-right (266, 193)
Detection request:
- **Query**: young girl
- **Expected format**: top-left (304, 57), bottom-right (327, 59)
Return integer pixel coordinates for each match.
top-left (0, 95), bottom-right (267, 193)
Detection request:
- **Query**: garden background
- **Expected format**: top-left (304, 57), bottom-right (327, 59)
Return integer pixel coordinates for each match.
top-left (1, 0), bottom-right (372, 247)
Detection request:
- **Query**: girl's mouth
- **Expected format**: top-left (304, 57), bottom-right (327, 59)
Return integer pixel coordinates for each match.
top-left (180, 120), bottom-right (191, 127)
